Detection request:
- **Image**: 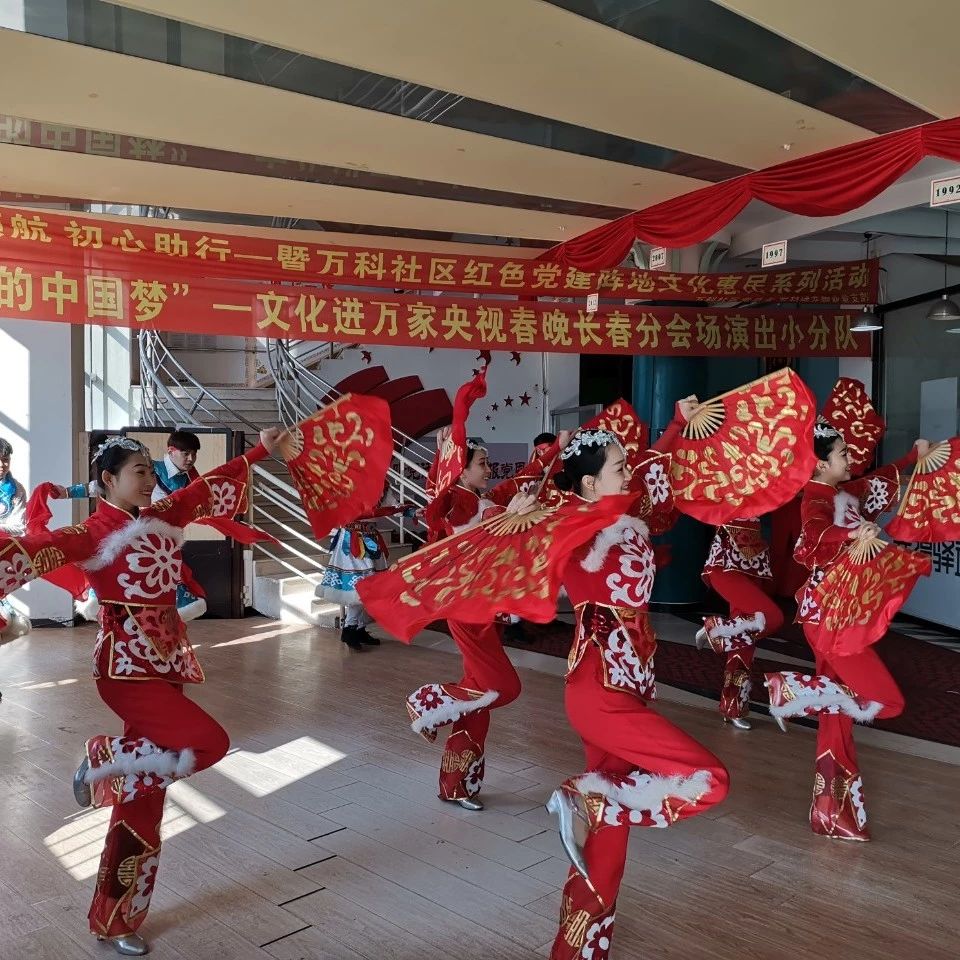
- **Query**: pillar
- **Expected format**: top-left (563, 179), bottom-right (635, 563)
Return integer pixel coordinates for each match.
top-left (0, 319), bottom-right (83, 621)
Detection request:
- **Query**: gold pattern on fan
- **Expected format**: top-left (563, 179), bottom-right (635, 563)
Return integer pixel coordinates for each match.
top-left (816, 541), bottom-right (926, 633)
top-left (682, 400), bottom-right (726, 440)
top-left (390, 507), bottom-right (595, 613)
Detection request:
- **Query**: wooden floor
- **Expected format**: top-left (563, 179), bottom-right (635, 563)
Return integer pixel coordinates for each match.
top-left (2, 618), bottom-right (960, 960)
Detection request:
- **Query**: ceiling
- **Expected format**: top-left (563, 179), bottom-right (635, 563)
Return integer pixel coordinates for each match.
top-left (0, 0), bottom-right (957, 253)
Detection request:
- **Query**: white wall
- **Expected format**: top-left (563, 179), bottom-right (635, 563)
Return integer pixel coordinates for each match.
top-left (173, 336), bottom-right (252, 386)
top-left (86, 325), bottom-right (135, 429)
top-left (0, 318), bottom-right (80, 621)
top-left (312, 344), bottom-right (579, 449)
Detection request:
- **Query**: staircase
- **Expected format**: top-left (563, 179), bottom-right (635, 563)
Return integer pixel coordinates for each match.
top-left (138, 331), bottom-right (428, 626)
top-left (164, 384), bottom-right (337, 624)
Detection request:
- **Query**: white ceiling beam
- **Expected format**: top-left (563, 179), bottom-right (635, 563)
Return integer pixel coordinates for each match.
top-left (0, 144), bottom-right (606, 240)
top-left (110, 0), bottom-right (873, 170)
top-left (712, 0), bottom-right (960, 118)
top-left (0, 29), bottom-right (694, 213)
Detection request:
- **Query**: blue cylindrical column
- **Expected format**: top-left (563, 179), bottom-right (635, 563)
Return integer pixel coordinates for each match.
top-left (633, 356), bottom-right (711, 604)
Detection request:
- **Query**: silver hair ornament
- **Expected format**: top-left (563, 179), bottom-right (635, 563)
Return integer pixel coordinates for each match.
top-left (561, 429), bottom-right (621, 460)
top-left (92, 436), bottom-right (150, 463)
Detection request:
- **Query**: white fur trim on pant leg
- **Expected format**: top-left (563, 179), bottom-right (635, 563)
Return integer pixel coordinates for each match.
top-left (175, 748), bottom-right (196, 779)
top-left (707, 612), bottom-right (766, 640)
top-left (574, 768), bottom-right (714, 812)
top-left (767, 693), bottom-right (884, 724)
top-left (85, 747), bottom-right (182, 784)
top-left (76, 593), bottom-right (101, 622)
top-left (408, 689), bottom-right (499, 735)
top-left (581, 517), bottom-right (650, 572)
top-left (177, 598), bottom-right (207, 622)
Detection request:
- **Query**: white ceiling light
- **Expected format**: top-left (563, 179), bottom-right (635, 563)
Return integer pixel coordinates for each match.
top-left (851, 306), bottom-right (882, 332)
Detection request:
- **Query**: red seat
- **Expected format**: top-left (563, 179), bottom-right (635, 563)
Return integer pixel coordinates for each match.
top-left (325, 366), bottom-right (389, 402)
top-left (391, 389), bottom-right (453, 440)
top-left (369, 376), bottom-right (424, 404)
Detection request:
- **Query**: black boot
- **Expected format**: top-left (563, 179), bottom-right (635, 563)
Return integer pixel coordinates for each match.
top-left (340, 625), bottom-right (365, 651)
top-left (356, 626), bottom-right (380, 646)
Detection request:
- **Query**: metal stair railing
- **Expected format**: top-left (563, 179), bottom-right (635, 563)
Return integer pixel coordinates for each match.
top-left (141, 331), bottom-right (427, 562)
top-left (138, 330), bottom-right (332, 578)
top-left (265, 337), bottom-right (431, 544)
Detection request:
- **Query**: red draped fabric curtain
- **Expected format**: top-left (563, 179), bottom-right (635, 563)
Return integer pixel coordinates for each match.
top-left (545, 116), bottom-right (960, 269)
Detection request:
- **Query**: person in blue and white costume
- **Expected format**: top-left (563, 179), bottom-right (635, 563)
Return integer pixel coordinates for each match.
top-left (149, 431), bottom-right (207, 621)
top-left (0, 436), bottom-right (31, 641)
top-left (317, 484), bottom-right (414, 651)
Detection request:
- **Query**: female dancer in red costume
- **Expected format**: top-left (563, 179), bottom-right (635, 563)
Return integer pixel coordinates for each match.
top-left (545, 401), bottom-right (730, 960)
top-left (0, 430), bottom-right (281, 954)
top-left (405, 426), bottom-right (537, 809)
top-left (764, 422), bottom-right (928, 840)
top-left (697, 517), bottom-right (784, 729)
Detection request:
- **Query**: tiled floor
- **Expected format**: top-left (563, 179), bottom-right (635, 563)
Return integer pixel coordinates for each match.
top-left (2, 616), bottom-right (959, 959)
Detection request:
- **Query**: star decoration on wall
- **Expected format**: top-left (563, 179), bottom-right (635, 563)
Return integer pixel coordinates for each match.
top-left (361, 350), bottom-right (372, 365)
top-left (510, 352), bottom-right (522, 365)
top-left (519, 392), bottom-right (532, 406)
top-left (491, 403), bottom-right (499, 412)
top-left (476, 349), bottom-right (493, 366)
top-left (472, 368), bottom-right (481, 377)
top-left (503, 396), bottom-right (514, 407)
top-left (485, 415), bottom-right (492, 421)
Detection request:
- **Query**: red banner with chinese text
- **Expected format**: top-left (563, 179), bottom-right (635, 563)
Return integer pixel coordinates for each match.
top-left (0, 258), bottom-right (870, 357)
top-left (0, 205), bottom-right (878, 303)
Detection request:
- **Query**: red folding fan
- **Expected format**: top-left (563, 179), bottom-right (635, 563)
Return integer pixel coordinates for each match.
top-left (886, 438), bottom-right (960, 543)
top-left (278, 393), bottom-right (393, 538)
top-left (807, 535), bottom-right (932, 656)
top-left (665, 367), bottom-right (817, 525)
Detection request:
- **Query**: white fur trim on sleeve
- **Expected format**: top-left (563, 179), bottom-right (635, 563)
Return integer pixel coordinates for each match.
top-left (833, 490), bottom-right (861, 528)
top-left (581, 516), bottom-right (650, 573)
top-left (82, 518), bottom-right (185, 571)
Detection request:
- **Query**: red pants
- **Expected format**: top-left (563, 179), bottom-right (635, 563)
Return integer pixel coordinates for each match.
top-left (439, 621), bottom-right (521, 800)
top-left (809, 628), bottom-right (905, 778)
top-left (705, 570), bottom-right (784, 638)
top-left (705, 570), bottom-right (784, 720)
top-left (551, 644), bottom-right (729, 959)
top-left (88, 678), bottom-right (229, 938)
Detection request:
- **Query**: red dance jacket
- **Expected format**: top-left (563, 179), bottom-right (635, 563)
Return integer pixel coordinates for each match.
top-left (0, 444), bottom-right (269, 683)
